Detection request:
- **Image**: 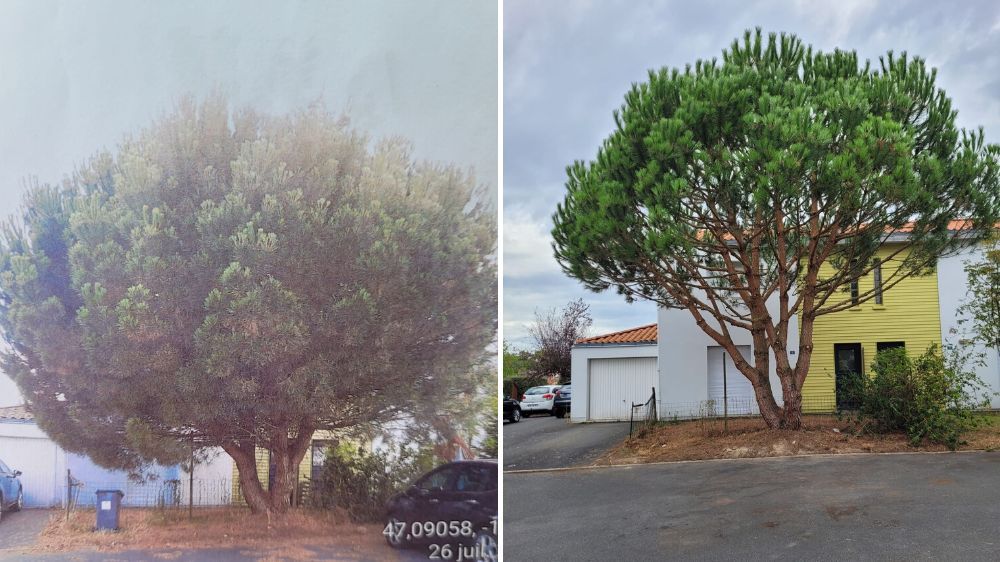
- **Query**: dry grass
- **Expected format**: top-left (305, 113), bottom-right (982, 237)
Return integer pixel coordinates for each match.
top-left (598, 413), bottom-right (1000, 465)
top-left (30, 507), bottom-right (403, 561)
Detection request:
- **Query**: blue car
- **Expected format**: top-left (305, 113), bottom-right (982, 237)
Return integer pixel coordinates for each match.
top-left (0, 457), bottom-right (23, 522)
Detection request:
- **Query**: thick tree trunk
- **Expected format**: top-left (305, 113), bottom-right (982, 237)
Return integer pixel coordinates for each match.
top-left (780, 385), bottom-right (803, 430)
top-left (224, 443), bottom-right (271, 515)
top-left (751, 374), bottom-right (784, 429)
top-left (266, 431), bottom-right (312, 514)
top-left (224, 434), bottom-right (312, 515)
top-left (750, 369), bottom-right (804, 430)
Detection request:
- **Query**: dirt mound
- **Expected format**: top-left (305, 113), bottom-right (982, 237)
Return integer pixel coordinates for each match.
top-left (597, 414), bottom-right (1000, 465)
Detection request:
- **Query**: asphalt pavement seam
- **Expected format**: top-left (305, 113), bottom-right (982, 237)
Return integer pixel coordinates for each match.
top-left (503, 448), bottom-right (991, 475)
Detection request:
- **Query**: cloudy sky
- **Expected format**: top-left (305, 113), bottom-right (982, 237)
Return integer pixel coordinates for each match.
top-left (502, 0), bottom-right (1000, 347)
top-left (0, 0), bottom-right (497, 407)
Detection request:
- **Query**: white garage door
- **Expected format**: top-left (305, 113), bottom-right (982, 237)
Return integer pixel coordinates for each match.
top-left (0, 436), bottom-right (63, 507)
top-left (589, 357), bottom-right (658, 421)
top-left (707, 346), bottom-right (756, 415)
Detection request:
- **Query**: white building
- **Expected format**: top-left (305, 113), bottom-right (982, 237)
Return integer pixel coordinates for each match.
top-left (571, 239), bottom-right (998, 422)
top-left (937, 245), bottom-right (1000, 408)
top-left (0, 405), bottom-right (66, 507)
top-left (570, 325), bottom-right (658, 422)
top-left (0, 404), bottom-right (233, 507)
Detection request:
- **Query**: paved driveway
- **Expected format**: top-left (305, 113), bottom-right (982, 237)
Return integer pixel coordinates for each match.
top-left (505, 451), bottom-right (1000, 561)
top-left (503, 415), bottom-right (628, 471)
top-left (0, 509), bottom-right (52, 552)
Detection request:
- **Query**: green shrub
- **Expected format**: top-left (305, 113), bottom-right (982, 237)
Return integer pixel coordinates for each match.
top-left (841, 346), bottom-right (990, 449)
top-left (306, 442), bottom-right (434, 522)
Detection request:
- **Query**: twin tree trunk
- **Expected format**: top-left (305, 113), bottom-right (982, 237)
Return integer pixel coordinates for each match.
top-left (744, 363), bottom-right (806, 430)
top-left (222, 432), bottom-right (313, 515)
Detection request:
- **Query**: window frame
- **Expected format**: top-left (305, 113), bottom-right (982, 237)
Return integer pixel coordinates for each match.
top-left (873, 259), bottom-right (883, 305)
top-left (876, 341), bottom-right (905, 353)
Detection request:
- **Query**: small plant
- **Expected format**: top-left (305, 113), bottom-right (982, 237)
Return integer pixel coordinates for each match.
top-left (841, 346), bottom-right (990, 449)
top-left (306, 443), bottom-right (434, 522)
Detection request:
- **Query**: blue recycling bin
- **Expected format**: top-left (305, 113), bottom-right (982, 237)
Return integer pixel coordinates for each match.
top-left (95, 490), bottom-right (124, 531)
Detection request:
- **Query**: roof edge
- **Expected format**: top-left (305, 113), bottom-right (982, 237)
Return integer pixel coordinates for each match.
top-left (575, 322), bottom-right (658, 345)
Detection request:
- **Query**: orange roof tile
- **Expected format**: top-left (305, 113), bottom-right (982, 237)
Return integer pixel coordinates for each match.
top-left (576, 323), bottom-right (657, 345)
top-left (0, 404), bottom-right (33, 421)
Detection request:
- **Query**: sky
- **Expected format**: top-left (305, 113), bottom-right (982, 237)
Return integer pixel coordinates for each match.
top-left (0, 0), bottom-right (498, 407)
top-left (502, 0), bottom-right (1000, 347)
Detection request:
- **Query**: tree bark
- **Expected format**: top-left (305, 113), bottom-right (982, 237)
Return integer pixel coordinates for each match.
top-left (781, 389), bottom-right (803, 429)
top-left (753, 375), bottom-right (784, 429)
top-left (223, 443), bottom-right (271, 515)
top-left (266, 430), bottom-right (313, 513)
top-left (224, 433), bottom-right (313, 515)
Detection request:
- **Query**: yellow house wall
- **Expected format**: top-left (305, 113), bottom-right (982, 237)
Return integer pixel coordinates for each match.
top-left (230, 435), bottom-right (323, 505)
top-left (802, 244), bottom-right (943, 412)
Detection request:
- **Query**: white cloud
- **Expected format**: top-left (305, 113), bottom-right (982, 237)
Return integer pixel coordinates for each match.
top-left (502, 206), bottom-right (563, 280)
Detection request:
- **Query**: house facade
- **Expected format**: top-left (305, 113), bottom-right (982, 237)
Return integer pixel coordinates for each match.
top-left (571, 239), bottom-right (999, 421)
top-left (938, 243), bottom-right (1000, 408)
top-left (0, 405), bottom-right (232, 507)
top-left (804, 244), bottom-right (943, 412)
top-left (570, 325), bottom-right (658, 422)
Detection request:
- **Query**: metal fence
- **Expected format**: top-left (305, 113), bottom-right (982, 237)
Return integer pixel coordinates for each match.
top-left (639, 396), bottom-right (846, 436)
top-left (656, 395), bottom-right (842, 422)
top-left (63, 471), bottom-right (232, 520)
top-left (629, 387), bottom-right (658, 439)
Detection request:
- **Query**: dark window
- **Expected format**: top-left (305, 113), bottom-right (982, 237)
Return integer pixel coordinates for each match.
top-left (416, 466), bottom-right (459, 492)
top-left (310, 440), bottom-right (335, 479)
top-left (455, 465), bottom-right (496, 492)
top-left (877, 341), bottom-right (905, 352)
top-left (834, 343), bottom-right (863, 411)
top-left (850, 279), bottom-right (859, 305)
top-left (874, 260), bottom-right (883, 305)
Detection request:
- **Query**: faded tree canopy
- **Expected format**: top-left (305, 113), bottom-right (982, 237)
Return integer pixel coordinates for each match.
top-left (552, 30), bottom-right (1000, 428)
top-left (0, 98), bottom-right (497, 513)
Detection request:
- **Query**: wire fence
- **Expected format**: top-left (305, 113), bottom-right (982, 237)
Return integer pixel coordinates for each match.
top-left (656, 395), bottom-right (842, 422)
top-left (650, 396), bottom-right (845, 436)
top-left (629, 387), bottom-right (658, 439)
top-left (63, 471), bottom-right (233, 520)
top-left (624, 395), bottom-right (1000, 439)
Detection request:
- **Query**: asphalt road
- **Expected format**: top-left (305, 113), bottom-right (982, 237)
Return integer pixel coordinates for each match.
top-left (504, 451), bottom-right (1000, 561)
top-left (503, 415), bottom-right (628, 471)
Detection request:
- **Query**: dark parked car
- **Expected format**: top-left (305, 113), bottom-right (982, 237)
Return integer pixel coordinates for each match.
top-left (384, 459), bottom-right (498, 561)
top-left (553, 385), bottom-right (572, 418)
top-left (503, 394), bottom-right (521, 423)
top-left (0, 457), bottom-right (23, 522)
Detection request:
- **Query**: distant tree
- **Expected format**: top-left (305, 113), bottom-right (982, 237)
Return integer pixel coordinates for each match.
top-left (528, 299), bottom-right (592, 383)
top-left (552, 30), bottom-right (1000, 429)
top-left (0, 97), bottom-right (497, 514)
top-left (501, 340), bottom-right (536, 380)
top-left (958, 236), bottom-right (1000, 352)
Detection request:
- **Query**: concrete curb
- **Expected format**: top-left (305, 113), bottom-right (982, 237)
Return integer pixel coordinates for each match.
top-left (503, 448), bottom-right (998, 475)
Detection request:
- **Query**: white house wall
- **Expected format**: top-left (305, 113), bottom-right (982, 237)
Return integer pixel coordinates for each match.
top-left (0, 421), bottom-right (66, 507)
top-left (181, 446), bottom-right (234, 506)
top-left (658, 296), bottom-right (798, 419)
top-left (570, 343), bottom-right (658, 422)
top-left (938, 245), bottom-right (1000, 408)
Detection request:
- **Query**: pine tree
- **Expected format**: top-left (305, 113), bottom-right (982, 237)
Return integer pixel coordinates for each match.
top-left (0, 97), bottom-right (497, 514)
top-left (552, 30), bottom-right (1000, 429)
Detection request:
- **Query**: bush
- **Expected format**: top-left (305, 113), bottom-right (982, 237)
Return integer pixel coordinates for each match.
top-left (306, 443), bottom-right (434, 522)
top-left (841, 346), bottom-right (990, 449)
